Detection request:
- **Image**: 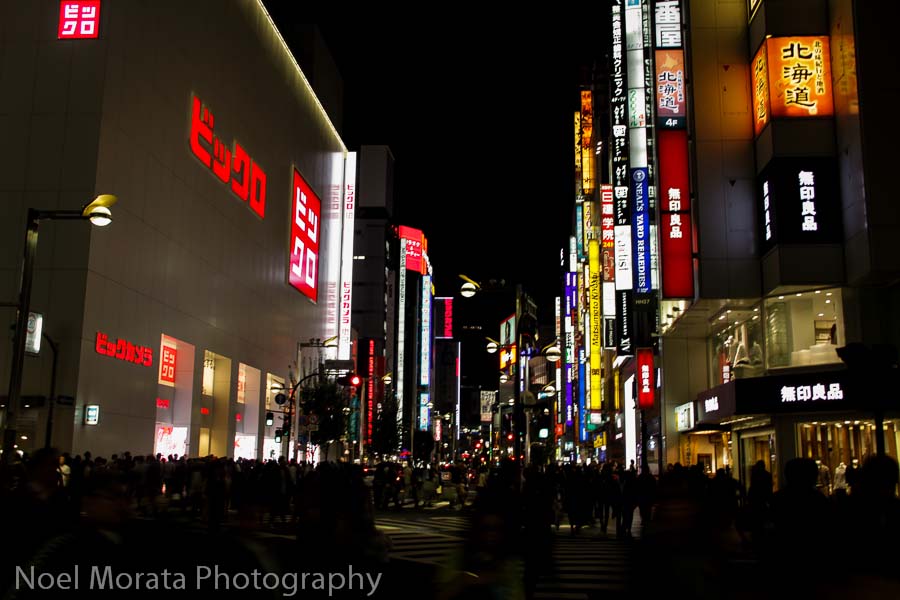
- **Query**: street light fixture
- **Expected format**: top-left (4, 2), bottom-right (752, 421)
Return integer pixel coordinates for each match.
top-left (485, 337), bottom-right (500, 354)
top-left (3, 194), bottom-right (118, 459)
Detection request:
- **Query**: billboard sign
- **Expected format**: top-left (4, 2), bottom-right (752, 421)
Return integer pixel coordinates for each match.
top-left (289, 168), bottom-right (321, 302)
top-left (658, 129), bottom-right (694, 298)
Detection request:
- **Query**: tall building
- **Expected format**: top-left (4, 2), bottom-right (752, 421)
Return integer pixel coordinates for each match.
top-left (651, 0), bottom-right (900, 489)
top-left (352, 145), bottom-right (394, 459)
top-left (0, 0), bottom-right (355, 459)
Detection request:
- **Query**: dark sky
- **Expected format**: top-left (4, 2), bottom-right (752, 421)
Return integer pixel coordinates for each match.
top-left (265, 8), bottom-right (610, 318)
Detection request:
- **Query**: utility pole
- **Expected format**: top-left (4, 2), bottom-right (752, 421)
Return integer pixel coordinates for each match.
top-left (42, 333), bottom-right (58, 449)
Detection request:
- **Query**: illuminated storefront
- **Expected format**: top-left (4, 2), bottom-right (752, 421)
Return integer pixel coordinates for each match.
top-left (2, 1), bottom-right (354, 458)
top-left (691, 371), bottom-right (900, 491)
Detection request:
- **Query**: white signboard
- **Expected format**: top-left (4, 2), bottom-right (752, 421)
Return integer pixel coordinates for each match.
top-left (25, 312), bottom-right (42, 355)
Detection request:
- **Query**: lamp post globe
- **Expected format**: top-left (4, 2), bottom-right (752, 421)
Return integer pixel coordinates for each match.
top-left (460, 282), bottom-right (477, 298)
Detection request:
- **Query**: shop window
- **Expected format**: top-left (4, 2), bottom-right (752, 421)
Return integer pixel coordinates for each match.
top-left (709, 306), bottom-right (763, 386)
top-left (765, 288), bottom-right (844, 369)
top-left (795, 419), bottom-right (900, 495)
top-left (741, 430), bottom-right (778, 492)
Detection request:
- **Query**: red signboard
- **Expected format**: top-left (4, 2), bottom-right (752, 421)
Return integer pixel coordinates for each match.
top-left (95, 332), bottom-right (152, 367)
top-left (189, 96), bottom-right (266, 218)
top-left (58, 1), bottom-right (100, 39)
top-left (658, 129), bottom-right (694, 298)
top-left (156, 398), bottom-right (170, 409)
top-left (159, 344), bottom-right (177, 386)
top-left (600, 184), bottom-right (615, 282)
top-left (399, 226), bottom-right (427, 274)
top-left (289, 168), bottom-right (321, 302)
top-left (637, 348), bottom-right (655, 409)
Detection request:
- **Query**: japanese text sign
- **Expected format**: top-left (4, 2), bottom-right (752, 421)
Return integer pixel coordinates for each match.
top-left (95, 332), bottom-right (152, 367)
top-left (637, 348), bottom-right (654, 409)
top-left (290, 168), bottom-right (321, 302)
top-left (751, 36), bottom-right (834, 136)
top-left (189, 96), bottom-right (267, 218)
top-left (58, 1), bottom-right (100, 39)
top-left (658, 129), bottom-right (693, 298)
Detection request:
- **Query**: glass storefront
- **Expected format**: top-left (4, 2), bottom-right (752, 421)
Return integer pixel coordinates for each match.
top-left (796, 419), bottom-right (900, 494)
top-left (679, 431), bottom-right (733, 474)
top-left (741, 428), bottom-right (778, 492)
top-left (765, 288), bottom-right (844, 369)
top-left (710, 306), bottom-right (764, 386)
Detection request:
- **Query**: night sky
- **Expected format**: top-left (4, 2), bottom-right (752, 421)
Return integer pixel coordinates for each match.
top-left (266, 6), bottom-right (610, 320)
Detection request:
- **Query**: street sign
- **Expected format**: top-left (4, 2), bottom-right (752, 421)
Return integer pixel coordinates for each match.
top-left (25, 312), bottom-right (42, 355)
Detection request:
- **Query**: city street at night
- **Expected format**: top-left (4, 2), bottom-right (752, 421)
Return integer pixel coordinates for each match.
top-left (2, 0), bottom-right (900, 598)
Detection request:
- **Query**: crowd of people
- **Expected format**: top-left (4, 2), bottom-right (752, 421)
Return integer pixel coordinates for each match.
top-left (2, 446), bottom-right (898, 598)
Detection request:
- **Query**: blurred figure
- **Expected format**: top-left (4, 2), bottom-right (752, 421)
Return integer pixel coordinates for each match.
top-left (437, 485), bottom-right (524, 600)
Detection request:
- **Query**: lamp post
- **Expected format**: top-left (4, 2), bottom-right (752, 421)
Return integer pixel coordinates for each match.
top-left (459, 275), bottom-right (539, 486)
top-left (3, 195), bottom-right (117, 460)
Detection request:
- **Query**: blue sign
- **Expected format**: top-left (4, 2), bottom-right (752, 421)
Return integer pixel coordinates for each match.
top-left (575, 204), bottom-right (585, 260)
top-left (631, 168), bottom-right (651, 294)
top-left (578, 351), bottom-right (587, 442)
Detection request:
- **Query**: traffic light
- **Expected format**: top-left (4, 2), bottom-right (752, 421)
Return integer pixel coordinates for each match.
top-left (265, 412), bottom-right (274, 427)
top-left (274, 428), bottom-right (282, 443)
top-left (507, 433), bottom-right (514, 441)
top-left (336, 373), bottom-right (361, 386)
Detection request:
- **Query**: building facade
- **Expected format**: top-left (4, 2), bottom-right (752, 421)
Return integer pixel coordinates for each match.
top-left (658, 0), bottom-right (900, 490)
top-left (0, 0), bottom-right (356, 459)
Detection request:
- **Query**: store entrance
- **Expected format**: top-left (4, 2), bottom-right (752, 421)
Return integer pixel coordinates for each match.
top-left (796, 419), bottom-right (900, 495)
top-left (741, 429), bottom-right (777, 492)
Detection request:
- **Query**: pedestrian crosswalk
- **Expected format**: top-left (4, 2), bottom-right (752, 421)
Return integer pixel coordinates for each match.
top-left (375, 515), bottom-right (468, 565)
top-left (532, 531), bottom-right (633, 600)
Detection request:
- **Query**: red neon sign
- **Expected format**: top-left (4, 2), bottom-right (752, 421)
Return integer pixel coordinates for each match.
top-left (600, 184), bottom-right (615, 283)
top-left (58, 1), bottom-right (100, 39)
top-left (159, 344), bottom-right (177, 386)
top-left (289, 168), bottom-right (321, 302)
top-left (156, 398), bottom-right (170, 409)
top-left (399, 226), bottom-right (426, 274)
top-left (200, 407), bottom-right (210, 415)
top-left (95, 332), bottom-right (152, 367)
top-left (235, 413), bottom-right (243, 422)
top-left (445, 298), bottom-right (453, 338)
top-left (189, 96), bottom-right (266, 218)
top-left (658, 129), bottom-right (694, 298)
top-left (637, 348), bottom-right (655, 409)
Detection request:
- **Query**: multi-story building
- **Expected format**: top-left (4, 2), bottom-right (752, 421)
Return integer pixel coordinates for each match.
top-left (0, 1), bottom-right (355, 459)
top-left (656, 0), bottom-right (900, 489)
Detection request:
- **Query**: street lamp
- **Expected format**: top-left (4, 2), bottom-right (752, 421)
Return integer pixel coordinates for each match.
top-left (485, 337), bottom-right (500, 354)
top-left (459, 274), bottom-right (536, 473)
top-left (3, 195), bottom-right (117, 459)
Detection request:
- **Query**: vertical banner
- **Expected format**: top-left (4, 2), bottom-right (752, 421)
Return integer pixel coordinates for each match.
top-left (579, 349), bottom-right (588, 442)
top-left (576, 203), bottom-right (585, 261)
top-left (631, 168), bottom-right (651, 294)
top-left (555, 296), bottom-right (564, 424)
top-left (612, 0), bottom-right (633, 356)
top-left (601, 185), bottom-right (617, 349)
top-left (637, 348), bottom-right (655, 408)
top-left (396, 239), bottom-right (406, 437)
top-left (338, 152), bottom-right (357, 360)
top-left (580, 90), bottom-right (596, 196)
top-left (564, 273), bottom-right (576, 427)
top-left (574, 113), bottom-right (583, 196)
top-left (658, 130), bottom-right (693, 297)
top-left (420, 275), bottom-right (432, 386)
top-left (588, 240), bottom-right (602, 410)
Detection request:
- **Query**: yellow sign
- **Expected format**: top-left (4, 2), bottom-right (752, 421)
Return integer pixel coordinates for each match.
top-left (580, 91), bottom-right (595, 195)
top-left (594, 432), bottom-right (606, 449)
top-left (499, 344), bottom-right (517, 372)
top-left (751, 36), bottom-right (833, 136)
top-left (574, 112), bottom-right (582, 194)
top-left (589, 240), bottom-right (602, 410)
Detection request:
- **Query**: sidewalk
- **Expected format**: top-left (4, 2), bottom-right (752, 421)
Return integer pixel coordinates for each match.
top-left (636, 493), bottom-right (759, 599)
